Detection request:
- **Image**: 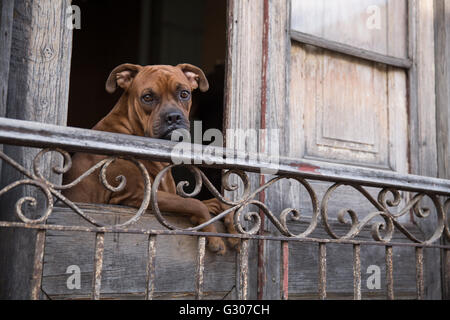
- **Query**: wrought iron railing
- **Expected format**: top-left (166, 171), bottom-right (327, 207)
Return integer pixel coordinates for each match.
top-left (0, 117), bottom-right (448, 300)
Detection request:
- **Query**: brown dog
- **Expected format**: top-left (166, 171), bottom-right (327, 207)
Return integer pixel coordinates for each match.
top-left (62, 63), bottom-right (238, 255)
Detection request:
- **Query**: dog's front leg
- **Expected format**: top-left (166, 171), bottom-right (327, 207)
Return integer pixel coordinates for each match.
top-left (121, 191), bottom-right (227, 255)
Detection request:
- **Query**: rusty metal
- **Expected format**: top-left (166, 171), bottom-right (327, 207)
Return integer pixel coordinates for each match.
top-left (238, 239), bottom-right (249, 300)
top-left (281, 241), bottom-right (289, 300)
top-left (318, 243), bottom-right (327, 300)
top-left (1, 117), bottom-right (450, 196)
top-left (1, 220), bottom-right (450, 249)
top-left (415, 247), bottom-right (424, 300)
top-left (385, 246), bottom-right (394, 300)
top-left (0, 118), bottom-right (448, 300)
top-left (92, 232), bottom-right (105, 300)
top-left (145, 235), bottom-right (157, 300)
top-left (353, 244), bottom-right (362, 300)
top-left (258, 0), bottom-right (269, 300)
top-left (30, 230), bottom-right (46, 300)
top-left (195, 236), bottom-right (206, 300)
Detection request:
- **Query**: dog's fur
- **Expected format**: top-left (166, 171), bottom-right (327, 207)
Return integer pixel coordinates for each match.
top-left (63, 64), bottom-right (238, 255)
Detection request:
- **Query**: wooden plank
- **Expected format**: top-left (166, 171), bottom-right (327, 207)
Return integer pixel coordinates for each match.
top-left (285, 216), bottom-right (424, 300)
top-left (261, 0), bottom-right (290, 300)
top-left (223, 0), bottom-right (264, 300)
top-left (40, 203), bottom-right (428, 300)
top-left (42, 204), bottom-right (238, 299)
top-left (291, 0), bottom-right (408, 60)
top-left (291, 31), bottom-right (412, 69)
top-left (0, 0), bottom-right (73, 299)
top-left (0, 0), bottom-right (14, 195)
top-left (434, 0), bottom-right (450, 300)
top-left (0, 0), bottom-right (14, 117)
top-left (408, 0), bottom-right (442, 300)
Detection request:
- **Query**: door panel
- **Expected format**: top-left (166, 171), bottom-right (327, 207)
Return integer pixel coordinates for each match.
top-left (290, 43), bottom-right (408, 172)
top-left (291, 0), bottom-right (408, 58)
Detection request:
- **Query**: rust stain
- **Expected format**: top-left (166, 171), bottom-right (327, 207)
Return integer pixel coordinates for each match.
top-left (291, 163), bottom-right (321, 174)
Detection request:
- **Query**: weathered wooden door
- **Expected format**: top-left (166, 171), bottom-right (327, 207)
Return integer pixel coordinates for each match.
top-left (225, 0), bottom-right (443, 299)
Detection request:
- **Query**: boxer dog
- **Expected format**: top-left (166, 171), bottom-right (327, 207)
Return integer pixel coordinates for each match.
top-left (63, 63), bottom-right (239, 255)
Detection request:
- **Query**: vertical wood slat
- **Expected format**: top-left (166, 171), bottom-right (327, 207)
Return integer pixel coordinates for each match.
top-left (415, 247), bottom-right (425, 300)
top-left (239, 239), bottom-right (250, 300)
top-left (385, 246), bottom-right (394, 300)
top-left (30, 230), bottom-right (46, 300)
top-left (445, 249), bottom-right (450, 299)
top-left (0, 0), bottom-right (14, 118)
top-left (0, 0), bottom-right (73, 300)
top-left (318, 243), bottom-right (327, 300)
top-left (353, 244), bottom-right (362, 300)
top-left (409, 0), bottom-right (441, 300)
top-left (145, 235), bottom-right (157, 300)
top-left (435, 0), bottom-right (450, 301)
top-left (281, 241), bottom-right (289, 300)
top-left (92, 232), bottom-right (105, 300)
top-left (195, 236), bottom-right (206, 300)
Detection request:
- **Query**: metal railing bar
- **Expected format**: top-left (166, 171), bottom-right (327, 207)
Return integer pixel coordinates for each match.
top-left (318, 243), bottom-right (327, 300)
top-left (30, 229), bottom-right (46, 300)
top-left (92, 232), bottom-right (105, 300)
top-left (415, 247), bottom-right (424, 300)
top-left (281, 241), bottom-right (289, 300)
top-left (145, 235), bottom-right (157, 300)
top-left (0, 117), bottom-right (449, 195)
top-left (238, 239), bottom-right (249, 300)
top-left (353, 244), bottom-right (362, 300)
top-left (386, 246), bottom-right (394, 300)
top-left (0, 221), bottom-right (449, 249)
top-left (195, 236), bottom-right (206, 300)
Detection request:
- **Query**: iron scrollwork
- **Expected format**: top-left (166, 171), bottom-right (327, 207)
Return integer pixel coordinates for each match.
top-left (0, 148), bottom-right (448, 245)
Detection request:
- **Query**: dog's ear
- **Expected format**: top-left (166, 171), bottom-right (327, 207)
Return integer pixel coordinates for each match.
top-left (106, 63), bottom-right (143, 94)
top-left (177, 64), bottom-right (209, 92)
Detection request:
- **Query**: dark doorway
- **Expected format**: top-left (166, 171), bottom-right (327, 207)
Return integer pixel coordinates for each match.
top-left (68, 0), bottom-right (227, 200)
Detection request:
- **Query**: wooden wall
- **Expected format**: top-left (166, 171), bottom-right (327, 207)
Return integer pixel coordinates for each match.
top-left (0, 0), bottom-right (73, 299)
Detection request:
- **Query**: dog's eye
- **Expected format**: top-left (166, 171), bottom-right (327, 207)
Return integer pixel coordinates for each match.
top-left (179, 90), bottom-right (191, 101)
top-left (142, 93), bottom-right (154, 104)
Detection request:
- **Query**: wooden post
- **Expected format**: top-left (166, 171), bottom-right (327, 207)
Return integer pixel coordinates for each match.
top-left (0, 0), bottom-right (73, 299)
top-left (0, 0), bottom-right (15, 178)
top-left (408, 0), bottom-right (443, 299)
top-left (434, 0), bottom-right (450, 300)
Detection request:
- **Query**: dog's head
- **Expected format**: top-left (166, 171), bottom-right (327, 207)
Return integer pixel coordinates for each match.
top-left (106, 63), bottom-right (209, 140)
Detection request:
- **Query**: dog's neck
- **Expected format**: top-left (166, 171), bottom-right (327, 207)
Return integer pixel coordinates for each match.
top-left (93, 93), bottom-right (145, 137)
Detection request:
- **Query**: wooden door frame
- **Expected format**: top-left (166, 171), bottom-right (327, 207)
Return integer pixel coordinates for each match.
top-left (224, 0), bottom-right (448, 299)
top-left (434, 0), bottom-right (450, 300)
top-left (0, 0), bottom-right (73, 299)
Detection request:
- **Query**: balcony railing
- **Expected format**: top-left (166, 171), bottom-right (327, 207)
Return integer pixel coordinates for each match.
top-left (0, 117), bottom-right (448, 300)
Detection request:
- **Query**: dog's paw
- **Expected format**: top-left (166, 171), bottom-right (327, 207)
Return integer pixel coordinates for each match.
top-left (207, 237), bottom-right (227, 256)
top-left (226, 237), bottom-right (241, 251)
top-left (203, 199), bottom-right (230, 216)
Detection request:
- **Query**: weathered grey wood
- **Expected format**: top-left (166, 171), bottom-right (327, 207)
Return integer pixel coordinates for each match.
top-left (0, 0), bottom-right (73, 299)
top-left (291, 0), bottom-right (408, 60)
top-left (0, 0), bottom-right (14, 185)
top-left (408, 0), bottom-right (442, 300)
top-left (0, 0), bottom-right (14, 118)
top-left (40, 203), bottom-right (427, 300)
top-left (291, 31), bottom-right (412, 69)
top-left (42, 204), bottom-right (238, 300)
top-left (261, 0), bottom-right (290, 300)
top-left (434, 0), bottom-right (450, 300)
top-left (223, 0), bottom-right (265, 300)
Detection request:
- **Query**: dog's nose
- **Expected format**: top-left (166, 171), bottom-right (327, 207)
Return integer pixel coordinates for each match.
top-left (165, 112), bottom-right (183, 125)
